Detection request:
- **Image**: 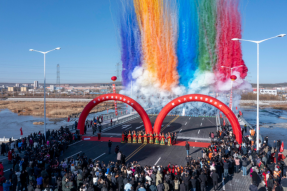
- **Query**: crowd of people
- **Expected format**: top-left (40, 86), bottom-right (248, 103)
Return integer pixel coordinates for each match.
top-left (0, 126), bottom-right (81, 191)
top-left (0, 120), bottom-right (286, 191)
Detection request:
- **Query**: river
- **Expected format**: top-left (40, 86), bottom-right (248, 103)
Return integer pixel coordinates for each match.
top-left (242, 107), bottom-right (287, 143)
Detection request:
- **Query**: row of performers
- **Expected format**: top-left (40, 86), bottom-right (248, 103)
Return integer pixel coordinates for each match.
top-left (121, 131), bottom-right (172, 146)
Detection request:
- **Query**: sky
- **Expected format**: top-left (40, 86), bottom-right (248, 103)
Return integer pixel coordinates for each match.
top-left (0, 0), bottom-right (286, 84)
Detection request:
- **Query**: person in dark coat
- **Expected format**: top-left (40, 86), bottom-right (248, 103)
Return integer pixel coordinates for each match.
top-left (190, 176), bottom-right (197, 191)
top-left (199, 172), bottom-right (207, 191)
top-left (211, 170), bottom-right (219, 190)
top-left (249, 182), bottom-right (258, 191)
top-left (185, 141), bottom-right (190, 157)
top-left (251, 170), bottom-right (260, 187)
top-left (1, 143), bottom-right (6, 156)
top-left (157, 180), bottom-right (164, 191)
top-left (267, 176), bottom-right (274, 191)
top-left (149, 182), bottom-right (157, 191)
top-left (182, 173), bottom-right (190, 191)
top-left (179, 180), bottom-right (186, 191)
top-left (117, 174), bottom-right (124, 191)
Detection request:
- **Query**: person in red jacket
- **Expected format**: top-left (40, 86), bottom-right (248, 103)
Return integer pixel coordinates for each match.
top-left (7, 150), bottom-right (12, 164)
top-left (0, 162), bottom-right (3, 176)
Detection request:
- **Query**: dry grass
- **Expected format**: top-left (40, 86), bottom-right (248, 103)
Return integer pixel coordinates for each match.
top-left (33, 122), bottom-right (44, 125)
top-left (0, 101), bottom-right (115, 118)
top-left (241, 92), bottom-right (280, 100)
top-left (240, 102), bottom-right (287, 110)
top-left (267, 104), bottom-right (287, 110)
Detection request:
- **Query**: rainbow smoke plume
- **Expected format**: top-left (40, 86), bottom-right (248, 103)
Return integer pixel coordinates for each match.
top-left (118, 0), bottom-right (251, 115)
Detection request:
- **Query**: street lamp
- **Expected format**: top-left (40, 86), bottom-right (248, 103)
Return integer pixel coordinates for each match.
top-left (232, 34), bottom-right (285, 151)
top-left (29, 47), bottom-right (61, 140)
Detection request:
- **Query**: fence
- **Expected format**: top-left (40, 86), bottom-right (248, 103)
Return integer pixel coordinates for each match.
top-left (0, 137), bottom-right (18, 142)
top-left (67, 112), bottom-right (141, 132)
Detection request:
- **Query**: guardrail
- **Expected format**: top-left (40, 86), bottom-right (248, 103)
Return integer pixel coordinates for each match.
top-left (67, 113), bottom-right (141, 132)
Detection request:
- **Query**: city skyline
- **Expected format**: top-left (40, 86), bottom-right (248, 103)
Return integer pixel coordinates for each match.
top-left (0, 0), bottom-right (286, 84)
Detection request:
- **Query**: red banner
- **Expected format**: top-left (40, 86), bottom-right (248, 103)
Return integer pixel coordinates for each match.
top-left (112, 84), bottom-right (118, 116)
top-left (20, 127), bottom-right (23, 135)
top-left (280, 142), bottom-right (284, 152)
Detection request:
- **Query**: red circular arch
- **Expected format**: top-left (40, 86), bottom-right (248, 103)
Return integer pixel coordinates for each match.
top-left (77, 93), bottom-right (153, 134)
top-left (153, 94), bottom-right (242, 144)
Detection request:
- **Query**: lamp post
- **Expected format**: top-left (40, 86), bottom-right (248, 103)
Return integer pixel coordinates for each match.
top-left (232, 34), bottom-right (286, 151)
top-left (29, 47), bottom-right (61, 140)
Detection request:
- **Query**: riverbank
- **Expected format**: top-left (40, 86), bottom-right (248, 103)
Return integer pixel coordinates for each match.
top-left (240, 100), bottom-right (287, 110)
top-left (0, 101), bottom-right (115, 118)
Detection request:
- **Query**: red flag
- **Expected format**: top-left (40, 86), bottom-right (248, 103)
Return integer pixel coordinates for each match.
top-left (20, 127), bottom-right (23, 136)
top-left (236, 107), bottom-right (238, 110)
top-left (239, 111), bottom-right (242, 116)
top-left (67, 116), bottom-right (70, 122)
top-left (280, 141), bottom-right (284, 152)
top-left (223, 119), bottom-right (226, 126)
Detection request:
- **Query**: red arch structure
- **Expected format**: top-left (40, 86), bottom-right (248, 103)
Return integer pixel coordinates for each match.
top-left (77, 93), bottom-right (153, 135)
top-left (153, 94), bottom-right (242, 144)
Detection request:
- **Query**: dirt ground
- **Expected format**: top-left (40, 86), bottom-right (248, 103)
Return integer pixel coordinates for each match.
top-left (0, 101), bottom-right (115, 118)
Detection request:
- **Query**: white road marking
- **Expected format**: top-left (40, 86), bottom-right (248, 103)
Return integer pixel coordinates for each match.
top-left (0, 157), bottom-right (8, 161)
top-left (154, 157), bottom-right (161, 165)
top-left (200, 123), bottom-right (202, 126)
top-left (202, 118), bottom-right (204, 120)
top-left (198, 130), bottom-right (200, 134)
top-left (93, 153), bottom-right (105, 160)
top-left (189, 118), bottom-right (190, 120)
top-left (185, 122), bottom-right (187, 125)
top-left (122, 125), bottom-right (131, 129)
top-left (69, 140), bottom-right (83, 146)
top-left (179, 129), bottom-right (182, 133)
top-left (136, 125), bottom-right (144, 129)
top-left (66, 151), bottom-right (82, 159)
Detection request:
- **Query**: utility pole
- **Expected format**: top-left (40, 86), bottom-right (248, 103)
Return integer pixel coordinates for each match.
top-left (57, 64), bottom-right (60, 97)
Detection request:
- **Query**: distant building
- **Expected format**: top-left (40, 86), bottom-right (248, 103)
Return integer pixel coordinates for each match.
top-left (21, 87), bottom-right (29, 92)
top-left (15, 83), bottom-right (20, 87)
top-left (34, 81), bottom-right (38, 89)
top-left (260, 89), bottom-right (277, 96)
top-left (22, 84), bottom-right (30, 87)
top-left (50, 85), bottom-right (55, 91)
top-left (8, 87), bottom-right (20, 92)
